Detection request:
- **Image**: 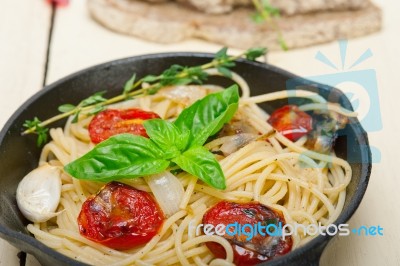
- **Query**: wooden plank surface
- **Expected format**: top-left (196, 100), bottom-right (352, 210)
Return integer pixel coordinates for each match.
top-left (0, 0), bottom-right (51, 265)
top-left (1, 0), bottom-right (399, 265)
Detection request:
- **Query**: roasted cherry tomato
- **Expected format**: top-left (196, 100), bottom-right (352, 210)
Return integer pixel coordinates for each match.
top-left (267, 105), bottom-right (313, 141)
top-left (202, 201), bottom-right (292, 266)
top-left (77, 182), bottom-right (164, 250)
top-left (88, 108), bottom-right (160, 144)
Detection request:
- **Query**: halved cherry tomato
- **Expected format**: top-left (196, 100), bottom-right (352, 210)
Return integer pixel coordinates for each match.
top-left (88, 108), bottom-right (160, 144)
top-left (267, 105), bottom-right (313, 141)
top-left (77, 182), bottom-right (164, 250)
top-left (202, 201), bottom-right (292, 266)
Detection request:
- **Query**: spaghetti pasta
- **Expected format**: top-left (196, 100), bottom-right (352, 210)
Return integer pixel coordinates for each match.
top-left (26, 74), bottom-right (352, 266)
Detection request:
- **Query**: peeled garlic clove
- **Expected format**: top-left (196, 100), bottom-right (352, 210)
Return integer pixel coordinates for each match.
top-left (16, 163), bottom-right (62, 223)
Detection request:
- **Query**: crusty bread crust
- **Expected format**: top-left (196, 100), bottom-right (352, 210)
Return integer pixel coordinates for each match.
top-left (161, 0), bottom-right (369, 15)
top-left (88, 0), bottom-right (382, 50)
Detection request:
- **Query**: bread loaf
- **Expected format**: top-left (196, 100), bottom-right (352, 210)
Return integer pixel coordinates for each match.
top-left (88, 0), bottom-right (382, 50)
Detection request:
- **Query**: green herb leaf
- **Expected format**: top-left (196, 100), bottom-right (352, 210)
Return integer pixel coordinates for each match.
top-left (245, 47), bottom-right (267, 61)
top-left (58, 104), bottom-right (76, 113)
top-left (123, 73), bottom-right (136, 94)
top-left (142, 75), bottom-right (159, 83)
top-left (88, 105), bottom-right (105, 115)
top-left (278, 35), bottom-right (288, 51)
top-left (64, 134), bottom-right (169, 182)
top-left (23, 117), bottom-right (48, 147)
top-left (252, 0), bottom-right (280, 22)
top-left (143, 119), bottom-right (190, 156)
top-left (215, 47), bottom-right (229, 60)
top-left (172, 146), bottom-right (226, 190)
top-left (251, 13), bottom-right (265, 23)
top-left (174, 85), bottom-right (239, 147)
top-left (186, 66), bottom-right (208, 84)
top-left (80, 91), bottom-right (107, 107)
top-left (217, 66), bottom-right (233, 78)
top-left (261, 0), bottom-right (280, 17)
top-left (72, 110), bottom-right (81, 123)
top-left (171, 78), bottom-right (194, 86)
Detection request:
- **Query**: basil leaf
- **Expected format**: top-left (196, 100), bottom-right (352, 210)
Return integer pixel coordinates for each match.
top-left (172, 146), bottom-right (226, 190)
top-left (64, 134), bottom-right (169, 182)
top-left (143, 119), bottom-right (190, 156)
top-left (174, 85), bottom-right (239, 147)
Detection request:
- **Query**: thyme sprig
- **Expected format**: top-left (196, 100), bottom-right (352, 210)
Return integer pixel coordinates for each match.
top-left (251, 0), bottom-right (288, 51)
top-left (22, 47), bottom-right (267, 145)
top-left (23, 118), bottom-right (49, 147)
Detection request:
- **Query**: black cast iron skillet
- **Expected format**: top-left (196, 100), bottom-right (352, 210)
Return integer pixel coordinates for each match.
top-left (0, 53), bottom-right (371, 266)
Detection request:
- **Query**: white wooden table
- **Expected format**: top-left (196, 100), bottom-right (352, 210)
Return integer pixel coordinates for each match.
top-left (1, 0), bottom-right (399, 265)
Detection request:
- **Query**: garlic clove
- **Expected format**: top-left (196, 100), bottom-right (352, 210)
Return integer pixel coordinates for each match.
top-left (16, 163), bottom-right (62, 223)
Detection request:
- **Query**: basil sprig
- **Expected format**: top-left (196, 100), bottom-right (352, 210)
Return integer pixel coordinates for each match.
top-left (64, 85), bottom-right (239, 190)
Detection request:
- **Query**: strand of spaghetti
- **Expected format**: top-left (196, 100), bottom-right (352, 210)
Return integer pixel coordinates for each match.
top-left (174, 214), bottom-right (195, 265)
top-left (253, 164), bottom-right (276, 201)
top-left (266, 203), bottom-right (301, 247)
top-left (61, 238), bottom-right (107, 265)
top-left (144, 232), bottom-right (175, 257)
top-left (268, 173), bottom-right (335, 217)
top-left (226, 151), bottom-right (320, 187)
top-left (300, 189), bottom-right (311, 211)
top-left (241, 90), bottom-right (327, 105)
top-left (61, 184), bottom-right (75, 192)
top-left (263, 181), bottom-right (288, 204)
top-left (194, 184), bottom-right (238, 201)
top-left (182, 235), bottom-right (234, 262)
top-left (229, 172), bottom-right (269, 192)
top-left (190, 195), bottom-right (212, 210)
top-left (161, 246), bottom-right (210, 265)
top-left (261, 178), bottom-right (283, 200)
top-left (202, 254), bottom-right (214, 264)
top-left (298, 103), bottom-right (357, 117)
top-left (205, 69), bottom-right (250, 98)
top-left (210, 258), bottom-right (235, 266)
top-left (224, 151), bottom-right (278, 183)
top-left (59, 198), bottom-right (79, 225)
top-left (49, 228), bottom-right (129, 258)
top-left (152, 98), bottom-right (171, 119)
top-left (49, 128), bottom-right (71, 155)
top-left (180, 175), bottom-right (198, 209)
top-left (219, 141), bottom-right (261, 169)
top-left (275, 133), bottom-right (352, 187)
top-left (39, 142), bottom-right (70, 165)
top-left (27, 224), bottom-right (63, 248)
top-left (194, 256), bottom-right (209, 266)
top-left (247, 103), bottom-right (269, 120)
top-left (290, 210), bottom-right (318, 225)
top-left (135, 260), bottom-right (153, 266)
top-left (140, 224), bottom-right (179, 263)
top-left (307, 196), bottom-right (320, 216)
top-left (241, 106), bottom-right (271, 133)
top-left (72, 177), bottom-right (88, 203)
